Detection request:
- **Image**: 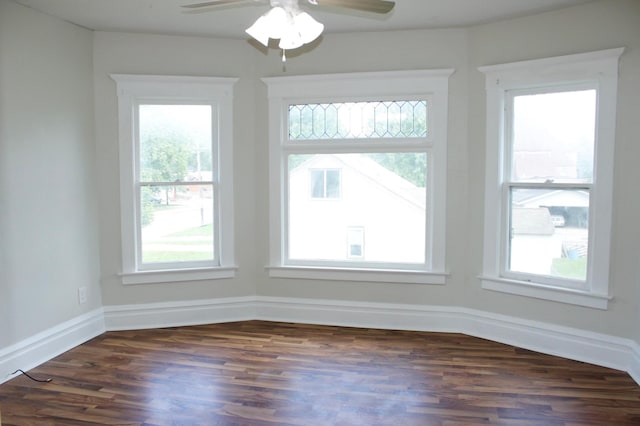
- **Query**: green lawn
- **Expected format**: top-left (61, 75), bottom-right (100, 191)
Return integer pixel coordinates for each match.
top-left (165, 223), bottom-right (213, 238)
top-left (551, 256), bottom-right (587, 280)
top-left (142, 224), bottom-right (214, 263)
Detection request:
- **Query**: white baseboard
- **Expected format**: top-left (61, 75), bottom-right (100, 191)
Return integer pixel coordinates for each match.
top-left (104, 295), bottom-right (639, 383)
top-left (4, 298), bottom-right (639, 387)
top-left (255, 296), bottom-right (636, 373)
top-left (0, 309), bottom-right (105, 385)
top-left (103, 296), bottom-right (257, 331)
top-left (628, 343), bottom-right (640, 385)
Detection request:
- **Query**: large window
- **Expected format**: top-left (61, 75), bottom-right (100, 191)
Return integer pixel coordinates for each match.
top-left (112, 75), bottom-right (237, 284)
top-left (264, 70), bottom-right (452, 284)
top-left (479, 48), bottom-right (623, 309)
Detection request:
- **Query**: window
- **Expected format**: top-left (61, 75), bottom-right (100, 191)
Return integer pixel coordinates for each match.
top-left (347, 227), bottom-right (365, 259)
top-left (112, 75), bottom-right (237, 284)
top-left (479, 48), bottom-right (624, 309)
top-left (264, 70), bottom-right (452, 284)
top-left (310, 169), bottom-right (340, 199)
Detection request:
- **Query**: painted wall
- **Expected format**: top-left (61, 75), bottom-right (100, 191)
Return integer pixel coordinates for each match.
top-left (93, 32), bottom-right (259, 305)
top-left (91, 27), bottom-right (470, 309)
top-left (3, 0), bottom-right (638, 361)
top-left (0, 0), bottom-right (101, 349)
top-left (91, 0), bottom-right (640, 340)
top-left (466, 0), bottom-right (640, 339)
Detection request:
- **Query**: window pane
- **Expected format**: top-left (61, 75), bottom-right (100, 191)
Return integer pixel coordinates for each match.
top-left (140, 184), bottom-right (214, 264)
top-left (288, 153), bottom-right (426, 263)
top-left (509, 188), bottom-right (589, 281)
top-left (288, 101), bottom-right (427, 140)
top-left (347, 227), bottom-right (365, 258)
top-left (325, 170), bottom-right (341, 198)
top-left (310, 170), bottom-right (325, 198)
top-left (139, 104), bottom-right (213, 183)
top-left (511, 90), bottom-right (595, 183)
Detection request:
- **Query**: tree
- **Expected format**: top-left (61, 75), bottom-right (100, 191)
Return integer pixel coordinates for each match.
top-left (367, 153), bottom-right (427, 188)
top-left (139, 136), bottom-right (192, 209)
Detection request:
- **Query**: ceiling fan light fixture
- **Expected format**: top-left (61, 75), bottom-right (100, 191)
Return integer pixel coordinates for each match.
top-left (246, 4), bottom-right (324, 53)
top-left (186, 0), bottom-right (395, 60)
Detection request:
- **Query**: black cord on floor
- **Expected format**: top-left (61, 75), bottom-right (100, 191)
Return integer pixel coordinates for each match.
top-left (12, 369), bottom-right (52, 383)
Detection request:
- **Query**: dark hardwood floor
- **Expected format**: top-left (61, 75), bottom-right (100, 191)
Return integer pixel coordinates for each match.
top-left (1, 321), bottom-right (640, 425)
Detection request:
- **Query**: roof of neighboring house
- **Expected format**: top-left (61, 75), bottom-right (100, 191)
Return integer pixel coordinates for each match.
top-left (291, 154), bottom-right (426, 209)
top-left (513, 189), bottom-right (589, 208)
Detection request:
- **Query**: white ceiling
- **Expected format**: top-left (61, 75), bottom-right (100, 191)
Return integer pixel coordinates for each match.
top-left (12, 0), bottom-right (594, 39)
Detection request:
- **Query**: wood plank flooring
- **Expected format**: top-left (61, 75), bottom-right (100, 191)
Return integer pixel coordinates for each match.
top-left (1, 321), bottom-right (640, 425)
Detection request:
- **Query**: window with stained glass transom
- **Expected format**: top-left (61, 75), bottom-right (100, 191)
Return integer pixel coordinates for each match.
top-left (288, 101), bottom-right (427, 140)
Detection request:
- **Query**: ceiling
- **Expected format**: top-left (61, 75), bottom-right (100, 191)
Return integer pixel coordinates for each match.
top-left (12, 0), bottom-right (594, 39)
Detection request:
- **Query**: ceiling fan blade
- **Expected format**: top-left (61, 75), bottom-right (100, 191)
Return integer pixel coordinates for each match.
top-left (181, 0), bottom-right (259, 9)
top-left (314, 0), bottom-right (395, 14)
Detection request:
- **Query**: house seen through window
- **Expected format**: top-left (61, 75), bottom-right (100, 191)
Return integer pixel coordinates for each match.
top-left (286, 102), bottom-right (427, 265)
top-left (289, 152), bottom-right (427, 264)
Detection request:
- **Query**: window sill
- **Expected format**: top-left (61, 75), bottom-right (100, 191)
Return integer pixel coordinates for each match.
top-left (120, 266), bottom-right (237, 285)
top-left (480, 275), bottom-right (610, 309)
top-left (268, 265), bottom-right (447, 285)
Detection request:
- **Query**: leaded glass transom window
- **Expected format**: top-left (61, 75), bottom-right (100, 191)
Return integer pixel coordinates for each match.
top-left (288, 100), bottom-right (427, 140)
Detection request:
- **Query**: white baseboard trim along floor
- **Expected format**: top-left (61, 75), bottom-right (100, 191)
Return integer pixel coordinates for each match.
top-left (2, 296), bottom-right (639, 386)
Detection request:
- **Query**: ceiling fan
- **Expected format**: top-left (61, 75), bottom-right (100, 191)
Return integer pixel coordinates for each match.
top-left (182, 0), bottom-right (395, 60)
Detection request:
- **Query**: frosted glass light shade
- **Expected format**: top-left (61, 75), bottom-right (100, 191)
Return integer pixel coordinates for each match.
top-left (245, 15), bottom-right (270, 46)
top-left (294, 12), bottom-right (324, 44)
top-left (246, 7), bottom-right (324, 50)
top-left (279, 32), bottom-right (305, 50)
top-left (245, 6), bottom-right (287, 47)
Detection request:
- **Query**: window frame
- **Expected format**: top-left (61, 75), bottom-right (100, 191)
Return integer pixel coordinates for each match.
top-left (111, 74), bottom-right (238, 285)
top-left (478, 48), bottom-right (624, 309)
top-left (263, 70), bottom-right (453, 285)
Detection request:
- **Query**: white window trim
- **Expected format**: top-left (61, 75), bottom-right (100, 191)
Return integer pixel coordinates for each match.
top-left (263, 70), bottom-right (453, 285)
top-left (111, 74), bottom-right (238, 285)
top-left (478, 48), bottom-right (624, 309)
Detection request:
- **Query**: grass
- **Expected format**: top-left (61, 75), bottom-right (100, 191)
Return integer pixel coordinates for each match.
top-left (142, 224), bottom-right (214, 262)
top-left (551, 256), bottom-right (587, 280)
top-left (165, 223), bottom-right (213, 238)
top-left (142, 250), bottom-right (213, 263)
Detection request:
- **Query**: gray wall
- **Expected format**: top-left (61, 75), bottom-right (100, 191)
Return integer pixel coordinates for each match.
top-left (2, 0), bottom-right (639, 354)
top-left (93, 32), bottom-right (259, 305)
top-left (0, 0), bottom-right (101, 348)
top-left (92, 28), bottom-right (472, 310)
top-left (466, 0), bottom-right (640, 338)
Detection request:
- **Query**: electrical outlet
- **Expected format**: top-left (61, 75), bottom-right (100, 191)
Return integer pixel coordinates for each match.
top-left (77, 287), bottom-right (87, 305)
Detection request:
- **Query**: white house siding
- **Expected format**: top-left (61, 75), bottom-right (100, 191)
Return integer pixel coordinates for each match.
top-left (288, 155), bottom-right (426, 263)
